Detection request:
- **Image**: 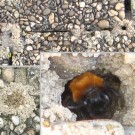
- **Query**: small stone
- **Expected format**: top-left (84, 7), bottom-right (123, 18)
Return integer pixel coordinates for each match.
top-left (96, 4), bottom-right (102, 11)
top-left (0, 117), bottom-right (4, 127)
top-left (43, 8), bottom-right (51, 16)
top-left (35, 124), bottom-right (40, 131)
top-left (26, 46), bottom-right (33, 51)
top-left (62, 4), bottom-right (69, 9)
top-left (119, 11), bottom-right (125, 20)
top-left (25, 10), bottom-right (30, 15)
top-left (115, 37), bottom-right (120, 42)
top-left (68, 23), bottom-right (73, 29)
top-left (23, 129), bottom-right (36, 135)
top-left (98, 20), bottom-right (109, 29)
top-left (123, 36), bottom-right (128, 41)
top-left (30, 22), bottom-right (35, 27)
top-left (26, 26), bottom-right (31, 31)
top-left (2, 68), bottom-right (14, 83)
top-left (69, 10), bottom-right (75, 17)
top-left (108, 10), bottom-right (118, 16)
top-left (14, 11), bottom-right (19, 18)
top-left (14, 124), bottom-right (26, 134)
top-left (117, 44), bottom-right (121, 49)
top-left (115, 3), bottom-right (124, 11)
top-left (74, 25), bottom-right (80, 29)
top-left (6, 6), bottom-right (12, 11)
top-left (79, 2), bottom-right (85, 8)
top-left (11, 116), bottom-right (20, 126)
top-left (91, 3), bottom-right (97, 7)
top-left (25, 38), bottom-right (34, 44)
top-left (9, 122), bottom-right (14, 130)
top-left (33, 116), bottom-right (40, 123)
top-left (71, 36), bottom-right (77, 42)
top-left (28, 16), bottom-right (36, 22)
top-left (58, 8), bottom-right (63, 14)
top-left (0, 79), bottom-right (4, 88)
top-left (36, 55), bottom-right (40, 60)
top-left (49, 13), bottom-right (54, 24)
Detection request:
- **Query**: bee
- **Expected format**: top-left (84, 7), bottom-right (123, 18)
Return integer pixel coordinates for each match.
top-left (61, 70), bottom-right (123, 120)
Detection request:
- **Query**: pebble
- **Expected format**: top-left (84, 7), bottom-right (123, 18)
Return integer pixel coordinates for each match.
top-left (97, 20), bottom-right (109, 29)
top-left (43, 8), bottom-right (51, 16)
top-left (119, 11), bottom-right (125, 20)
top-left (1, 131), bottom-right (7, 135)
top-left (0, 117), bottom-right (4, 127)
top-left (79, 2), bottom-right (85, 8)
top-left (49, 13), bottom-right (54, 24)
top-left (11, 116), bottom-right (20, 126)
top-left (25, 10), bottom-right (30, 15)
top-left (0, 79), bottom-right (4, 88)
top-left (69, 10), bottom-right (75, 17)
top-left (25, 39), bottom-right (34, 44)
top-left (14, 11), bottom-right (19, 18)
top-left (26, 26), bottom-right (31, 31)
top-left (115, 3), bottom-right (124, 11)
top-left (108, 10), bottom-right (118, 16)
top-left (26, 117), bottom-right (33, 127)
top-left (123, 36), bottom-right (128, 41)
top-left (36, 55), bottom-right (40, 60)
top-left (6, 6), bottom-right (12, 11)
top-left (96, 4), bottom-right (102, 11)
top-left (22, 129), bottom-right (35, 135)
top-left (26, 46), bottom-right (33, 51)
top-left (30, 22), bottom-right (35, 27)
top-left (28, 16), bottom-right (36, 22)
top-left (33, 116), bottom-right (40, 123)
top-left (62, 4), bottom-right (69, 9)
top-left (2, 68), bottom-right (14, 83)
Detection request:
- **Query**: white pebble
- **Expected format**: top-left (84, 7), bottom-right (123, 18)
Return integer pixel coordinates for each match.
top-left (123, 36), bottom-right (128, 41)
top-left (79, 2), bottom-right (85, 8)
top-left (34, 116), bottom-right (40, 123)
top-left (26, 46), bottom-right (33, 51)
top-left (26, 26), bottom-right (31, 31)
top-left (0, 118), bottom-right (4, 127)
top-left (0, 79), bottom-right (4, 89)
top-left (11, 116), bottom-right (20, 126)
top-left (97, 4), bottom-right (102, 11)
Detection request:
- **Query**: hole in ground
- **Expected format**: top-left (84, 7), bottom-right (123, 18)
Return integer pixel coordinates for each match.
top-left (121, 25), bottom-right (127, 30)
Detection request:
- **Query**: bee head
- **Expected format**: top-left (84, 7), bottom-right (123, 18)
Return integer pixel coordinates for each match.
top-left (84, 87), bottom-right (113, 119)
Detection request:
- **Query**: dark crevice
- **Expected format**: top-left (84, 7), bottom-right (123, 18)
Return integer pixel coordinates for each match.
top-left (121, 25), bottom-right (127, 30)
top-left (124, 0), bottom-right (132, 19)
top-left (124, 0), bottom-right (131, 12)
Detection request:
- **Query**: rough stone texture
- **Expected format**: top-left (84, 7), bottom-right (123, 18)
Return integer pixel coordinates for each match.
top-left (0, 0), bottom-right (129, 31)
top-left (12, 21), bottom-right (135, 65)
top-left (0, 67), bottom-right (40, 134)
top-left (14, 68), bottom-right (27, 84)
top-left (0, 23), bottom-right (23, 65)
top-left (41, 120), bottom-right (124, 135)
top-left (0, 82), bottom-right (36, 121)
top-left (41, 53), bottom-right (135, 134)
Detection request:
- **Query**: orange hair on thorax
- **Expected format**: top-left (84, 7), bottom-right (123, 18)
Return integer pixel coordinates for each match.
top-left (69, 72), bottom-right (104, 102)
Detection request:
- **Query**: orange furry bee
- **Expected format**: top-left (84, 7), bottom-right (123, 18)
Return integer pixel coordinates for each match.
top-left (61, 70), bottom-right (123, 120)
